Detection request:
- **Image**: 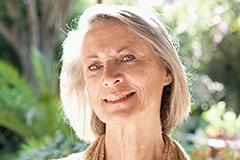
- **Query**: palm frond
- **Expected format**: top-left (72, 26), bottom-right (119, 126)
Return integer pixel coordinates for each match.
top-left (0, 103), bottom-right (33, 137)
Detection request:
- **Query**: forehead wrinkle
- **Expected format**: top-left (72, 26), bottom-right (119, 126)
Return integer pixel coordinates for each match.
top-left (82, 46), bottom-right (129, 63)
top-left (81, 20), bottom-right (150, 63)
top-left (83, 54), bottom-right (99, 63)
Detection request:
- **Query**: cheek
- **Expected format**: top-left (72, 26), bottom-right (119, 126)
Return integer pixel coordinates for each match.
top-left (87, 86), bottom-right (99, 105)
top-left (128, 72), bottom-right (156, 99)
top-left (84, 72), bottom-right (101, 92)
top-left (138, 77), bottom-right (162, 97)
top-left (87, 89), bottom-right (102, 117)
top-left (129, 67), bottom-right (164, 98)
top-left (84, 78), bottom-right (100, 105)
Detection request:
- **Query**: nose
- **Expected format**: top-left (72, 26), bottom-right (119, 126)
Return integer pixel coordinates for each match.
top-left (102, 61), bottom-right (123, 87)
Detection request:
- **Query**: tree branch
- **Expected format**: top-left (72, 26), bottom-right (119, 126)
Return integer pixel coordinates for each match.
top-left (26, 0), bottom-right (40, 48)
top-left (0, 21), bottom-right (21, 55)
top-left (40, 0), bottom-right (75, 57)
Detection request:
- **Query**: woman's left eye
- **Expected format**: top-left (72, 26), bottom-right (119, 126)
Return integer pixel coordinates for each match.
top-left (122, 54), bottom-right (136, 62)
top-left (88, 63), bottom-right (102, 71)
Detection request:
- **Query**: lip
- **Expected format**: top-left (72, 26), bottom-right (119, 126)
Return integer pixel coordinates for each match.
top-left (103, 91), bottom-right (135, 104)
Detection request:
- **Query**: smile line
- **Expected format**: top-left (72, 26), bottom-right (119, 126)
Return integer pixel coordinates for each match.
top-left (104, 92), bottom-right (135, 102)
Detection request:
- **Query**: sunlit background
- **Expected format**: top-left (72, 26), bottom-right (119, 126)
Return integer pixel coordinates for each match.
top-left (0, 0), bottom-right (239, 159)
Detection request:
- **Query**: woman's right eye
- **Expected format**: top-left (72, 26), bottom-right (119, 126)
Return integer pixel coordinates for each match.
top-left (122, 54), bottom-right (136, 62)
top-left (88, 64), bottom-right (102, 71)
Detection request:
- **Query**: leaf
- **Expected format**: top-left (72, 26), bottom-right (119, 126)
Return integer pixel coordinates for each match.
top-left (0, 104), bottom-right (33, 137)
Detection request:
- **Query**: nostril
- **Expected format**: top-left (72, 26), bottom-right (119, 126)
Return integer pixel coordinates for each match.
top-left (104, 79), bottom-right (121, 86)
top-left (102, 69), bottom-right (124, 87)
top-left (114, 79), bottom-right (120, 84)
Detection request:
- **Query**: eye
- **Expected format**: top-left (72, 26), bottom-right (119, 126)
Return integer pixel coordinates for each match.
top-left (122, 54), bottom-right (136, 62)
top-left (88, 63), bottom-right (102, 71)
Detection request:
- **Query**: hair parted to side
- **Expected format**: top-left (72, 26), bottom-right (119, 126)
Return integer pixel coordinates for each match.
top-left (60, 4), bottom-right (191, 142)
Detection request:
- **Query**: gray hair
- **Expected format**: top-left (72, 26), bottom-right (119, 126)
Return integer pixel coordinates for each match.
top-left (60, 4), bottom-right (191, 142)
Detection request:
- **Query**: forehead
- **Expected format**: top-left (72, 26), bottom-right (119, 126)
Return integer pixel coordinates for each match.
top-left (80, 20), bottom-right (149, 56)
top-left (84, 20), bottom-right (136, 43)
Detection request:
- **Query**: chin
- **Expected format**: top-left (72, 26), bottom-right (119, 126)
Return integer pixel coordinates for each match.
top-left (103, 110), bottom-right (141, 126)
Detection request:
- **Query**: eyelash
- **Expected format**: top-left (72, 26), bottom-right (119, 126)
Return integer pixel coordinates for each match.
top-left (88, 64), bottom-right (102, 71)
top-left (87, 54), bottom-right (136, 71)
top-left (122, 54), bottom-right (136, 62)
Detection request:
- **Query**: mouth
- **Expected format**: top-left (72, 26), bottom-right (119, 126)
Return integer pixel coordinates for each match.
top-left (104, 92), bottom-right (135, 103)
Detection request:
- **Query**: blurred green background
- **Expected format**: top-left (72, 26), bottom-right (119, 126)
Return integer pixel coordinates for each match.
top-left (0, 0), bottom-right (239, 159)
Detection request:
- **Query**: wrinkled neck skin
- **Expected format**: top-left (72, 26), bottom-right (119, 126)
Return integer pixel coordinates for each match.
top-left (104, 114), bottom-right (165, 160)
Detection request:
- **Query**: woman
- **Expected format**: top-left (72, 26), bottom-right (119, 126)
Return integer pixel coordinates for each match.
top-left (59, 4), bottom-right (191, 160)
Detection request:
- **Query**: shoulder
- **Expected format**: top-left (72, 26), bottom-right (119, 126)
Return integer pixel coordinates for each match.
top-left (53, 152), bottom-right (85, 160)
top-left (53, 136), bottom-right (103, 160)
top-left (163, 133), bottom-right (190, 160)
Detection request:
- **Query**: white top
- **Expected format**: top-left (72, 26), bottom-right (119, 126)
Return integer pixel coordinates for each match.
top-left (55, 152), bottom-right (85, 160)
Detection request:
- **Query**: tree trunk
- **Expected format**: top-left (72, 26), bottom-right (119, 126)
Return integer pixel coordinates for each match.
top-left (0, 21), bottom-right (37, 87)
top-left (0, 0), bottom-right (75, 89)
top-left (19, 46), bottom-right (38, 88)
top-left (27, 0), bottom-right (40, 49)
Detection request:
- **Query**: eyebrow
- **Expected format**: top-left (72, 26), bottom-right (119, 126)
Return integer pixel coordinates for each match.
top-left (116, 46), bottom-right (131, 54)
top-left (82, 52), bottom-right (101, 63)
top-left (84, 55), bottom-right (99, 60)
top-left (83, 46), bottom-right (134, 62)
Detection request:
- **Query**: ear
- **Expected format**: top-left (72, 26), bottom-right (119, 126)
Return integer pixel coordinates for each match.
top-left (163, 72), bottom-right (173, 86)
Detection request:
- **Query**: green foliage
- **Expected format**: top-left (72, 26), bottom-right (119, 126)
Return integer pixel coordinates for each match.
top-left (158, 0), bottom-right (240, 114)
top-left (0, 127), bottom-right (21, 160)
top-left (71, 0), bottom-right (94, 19)
top-left (0, 33), bottom-right (20, 69)
top-left (30, 46), bottom-right (61, 136)
top-left (0, 0), bottom-right (239, 159)
top-left (0, 50), bottom-right (59, 137)
top-left (0, 0), bottom-right (94, 158)
top-left (202, 101), bottom-right (240, 136)
top-left (0, 61), bottom-right (36, 137)
top-left (218, 145), bottom-right (240, 160)
top-left (31, 46), bottom-right (57, 94)
top-left (18, 131), bottom-right (88, 160)
top-left (0, 47), bottom-right (72, 159)
top-left (0, 152), bottom-right (18, 160)
top-left (155, 1), bottom-right (240, 158)
top-left (0, 0), bottom-right (28, 32)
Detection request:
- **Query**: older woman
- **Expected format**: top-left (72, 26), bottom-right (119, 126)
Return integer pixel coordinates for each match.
top-left (59, 4), bottom-right (191, 160)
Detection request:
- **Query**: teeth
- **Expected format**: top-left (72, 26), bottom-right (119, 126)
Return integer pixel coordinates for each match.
top-left (106, 92), bottom-right (134, 102)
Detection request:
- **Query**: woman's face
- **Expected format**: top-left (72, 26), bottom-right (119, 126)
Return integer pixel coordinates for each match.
top-left (81, 20), bottom-right (172, 125)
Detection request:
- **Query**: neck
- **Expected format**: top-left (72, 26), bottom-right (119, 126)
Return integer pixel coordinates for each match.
top-left (104, 117), bottom-right (165, 160)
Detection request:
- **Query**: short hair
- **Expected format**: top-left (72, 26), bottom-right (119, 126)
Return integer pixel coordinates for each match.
top-left (60, 4), bottom-right (191, 142)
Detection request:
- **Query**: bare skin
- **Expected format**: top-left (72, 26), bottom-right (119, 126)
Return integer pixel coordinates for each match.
top-left (81, 20), bottom-right (172, 160)
top-left (105, 115), bottom-right (165, 160)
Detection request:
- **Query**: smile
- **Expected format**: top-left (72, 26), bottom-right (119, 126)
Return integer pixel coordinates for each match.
top-left (104, 92), bottom-right (135, 102)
